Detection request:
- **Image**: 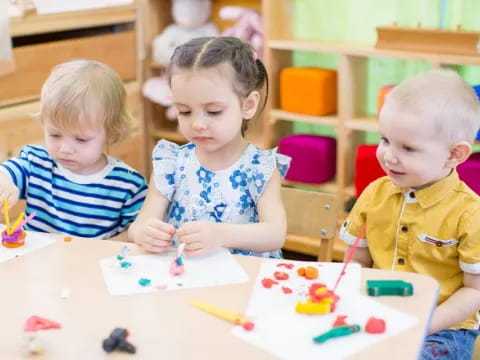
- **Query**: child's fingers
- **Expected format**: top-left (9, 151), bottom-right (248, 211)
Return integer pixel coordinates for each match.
top-left (144, 240), bottom-right (170, 253)
top-left (145, 226), bottom-right (172, 241)
top-left (150, 219), bottom-right (176, 234)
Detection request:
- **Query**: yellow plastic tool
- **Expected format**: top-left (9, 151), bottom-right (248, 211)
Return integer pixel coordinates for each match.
top-left (189, 300), bottom-right (254, 331)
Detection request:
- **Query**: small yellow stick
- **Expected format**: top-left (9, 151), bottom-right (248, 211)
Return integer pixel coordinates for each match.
top-left (10, 212), bottom-right (24, 234)
top-left (189, 300), bottom-right (255, 331)
top-left (3, 199), bottom-right (10, 235)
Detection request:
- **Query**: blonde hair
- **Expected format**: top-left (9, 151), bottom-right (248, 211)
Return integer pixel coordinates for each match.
top-left (39, 60), bottom-right (132, 144)
top-left (383, 69), bottom-right (480, 145)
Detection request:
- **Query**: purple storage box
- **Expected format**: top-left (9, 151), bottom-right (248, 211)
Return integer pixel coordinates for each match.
top-left (278, 134), bottom-right (336, 183)
top-left (458, 152), bottom-right (480, 195)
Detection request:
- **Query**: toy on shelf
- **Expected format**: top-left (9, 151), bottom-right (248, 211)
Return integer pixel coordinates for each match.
top-left (354, 144), bottom-right (386, 198)
top-left (279, 134), bottom-right (336, 184)
top-left (1, 200), bottom-right (36, 248)
top-left (280, 67), bottom-right (337, 116)
top-left (219, 6), bottom-right (263, 59)
top-left (366, 280), bottom-right (414, 297)
top-left (377, 84), bottom-right (395, 116)
top-left (143, 0), bottom-right (219, 121)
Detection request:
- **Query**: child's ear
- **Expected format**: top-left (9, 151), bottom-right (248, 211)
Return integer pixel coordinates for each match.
top-left (446, 141), bottom-right (471, 167)
top-left (242, 90), bottom-right (260, 119)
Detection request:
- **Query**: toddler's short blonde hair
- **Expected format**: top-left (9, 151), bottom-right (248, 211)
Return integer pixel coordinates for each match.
top-left (382, 69), bottom-right (480, 145)
top-left (40, 59), bottom-right (131, 144)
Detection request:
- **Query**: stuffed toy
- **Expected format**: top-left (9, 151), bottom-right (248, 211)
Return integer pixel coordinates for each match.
top-left (219, 6), bottom-right (263, 59)
top-left (143, 0), bottom-right (218, 120)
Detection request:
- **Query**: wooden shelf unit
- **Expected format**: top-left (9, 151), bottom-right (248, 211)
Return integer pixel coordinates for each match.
top-left (2, 3), bottom-right (145, 180)
top-left (263, 0), bottom-right (480, 259)
top-left (263, 0), bottom-right (480, 202)
top-left (140, 0), bottom-right (263, 176)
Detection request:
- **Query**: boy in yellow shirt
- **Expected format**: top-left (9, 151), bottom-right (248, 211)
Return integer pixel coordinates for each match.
top-left (340, 70), bottom-right (480, 359)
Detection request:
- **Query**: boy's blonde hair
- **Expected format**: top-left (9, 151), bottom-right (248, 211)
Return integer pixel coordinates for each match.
top-left (39, 60), bottom-right (131, 144)
top-left (383, 69), bottom-right (480, 145)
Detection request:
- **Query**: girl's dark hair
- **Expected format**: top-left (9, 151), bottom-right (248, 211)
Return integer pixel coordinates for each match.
top-left (167, 36), bottom-right (269, 136)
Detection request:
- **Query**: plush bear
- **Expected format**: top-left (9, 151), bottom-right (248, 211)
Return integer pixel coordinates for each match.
top-left (219, 6), bottom-right (263, 59)
top-left (143, 0), bottom-right (218, 120)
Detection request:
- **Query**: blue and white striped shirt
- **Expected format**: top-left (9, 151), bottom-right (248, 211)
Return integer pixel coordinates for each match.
top-left (0, 145), bottom-right (147, 239)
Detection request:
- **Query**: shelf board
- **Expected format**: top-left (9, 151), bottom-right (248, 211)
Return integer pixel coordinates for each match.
top-left (345, 116), bottom-right (379, 132)
top-left (270, 109), bottom-right (337, 127)
top-left (10, 5), bottom-right (137, 37)
top-left (152, 129), bottom-right (186, 143)
top-left (268, 39), bottom-right (480, 65)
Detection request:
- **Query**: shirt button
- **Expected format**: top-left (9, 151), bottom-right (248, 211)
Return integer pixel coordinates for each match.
top-left (401, 225), bottom-right (408, 232)
top-left (397, 258), bottom-right (405, 265)
top-left (409, 192), bottom-right (415, 199)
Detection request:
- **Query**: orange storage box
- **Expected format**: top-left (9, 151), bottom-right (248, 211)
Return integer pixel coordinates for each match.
top-left (280, 67), bottom-right (337, 116)
top-left (377, 84), bottom-right (395, 116)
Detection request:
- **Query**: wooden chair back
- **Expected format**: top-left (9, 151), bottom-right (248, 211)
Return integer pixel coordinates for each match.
top-left (281, 187), bottom-right (340, 261)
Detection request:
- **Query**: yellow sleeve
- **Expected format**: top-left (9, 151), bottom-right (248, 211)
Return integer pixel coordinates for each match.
top-left (458, 204), bottom-right (480, 274)
top-left (338, 180), bottom-right (378, 248)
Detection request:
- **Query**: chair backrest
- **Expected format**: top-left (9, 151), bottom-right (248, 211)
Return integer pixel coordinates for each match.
top-left (281, 186), bottom-right (340, 261)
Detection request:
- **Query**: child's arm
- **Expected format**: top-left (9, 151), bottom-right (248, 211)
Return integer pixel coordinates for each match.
top-left (344, 246), bottom-right (373, 268)
top-left (0, 172), bottom-right (20, 209)
top-left (177, 169), bottom-right (286, 256)
top-left (127, 176), bottom-right (176, 253)
top-left (428, 272), bottom-right (480, 334)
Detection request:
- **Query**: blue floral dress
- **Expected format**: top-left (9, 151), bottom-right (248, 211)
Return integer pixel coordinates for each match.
top-left (152, 139), bottom-right (291, 258)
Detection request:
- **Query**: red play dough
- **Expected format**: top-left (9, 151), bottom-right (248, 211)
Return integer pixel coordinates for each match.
top-left (365, 316), bottom-right (386, 334)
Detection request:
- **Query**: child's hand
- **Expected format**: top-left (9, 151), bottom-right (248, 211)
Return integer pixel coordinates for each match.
top-left (177, 221), bottom-right (220, 256)
top-left (134, 218), bottom-right (176, 253)
top-left (0, 178), bottom-right (19, 211)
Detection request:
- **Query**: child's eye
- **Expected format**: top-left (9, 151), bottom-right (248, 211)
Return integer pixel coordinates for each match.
top-left (178, 111), bottom-right (191, 116)
top-left (208, 110), bottom-right (222, 116)
top-left (75, 138), bottom-right (89, 143)
top-left (380, 137), bottom-right (389, 144)
top-left (402, 145), bottom-right (415, 152)
top-left (49, 134), bottom-right (61, 138)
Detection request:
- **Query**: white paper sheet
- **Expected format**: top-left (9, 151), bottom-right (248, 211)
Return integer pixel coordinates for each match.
top-left (244, 260), bottom-right (362, 317)
top-left (232, 259), bottom-right (418, 360)
top-left (100, 247), bottom-right (249, 295)
top-left (0, 224), bottom-right (57, 262)
top-left (32, 0), bottom-right (133, 14)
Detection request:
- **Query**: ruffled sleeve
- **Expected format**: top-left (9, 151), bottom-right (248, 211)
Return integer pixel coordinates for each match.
top-left (248, 147), bottom-right (291, 203)
top-left (152, 139), bottom-right (179, 201)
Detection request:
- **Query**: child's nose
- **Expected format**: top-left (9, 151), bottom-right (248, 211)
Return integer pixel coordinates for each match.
top-left (384, 148), bottom-right (398, 164)
top-left (192, 115), bottom-right (208, 130)
top-left (59, 141), bottom-right (73, 154)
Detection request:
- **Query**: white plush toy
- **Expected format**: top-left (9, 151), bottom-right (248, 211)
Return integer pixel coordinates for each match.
top-left (143, 0), bottom-right (218, 120)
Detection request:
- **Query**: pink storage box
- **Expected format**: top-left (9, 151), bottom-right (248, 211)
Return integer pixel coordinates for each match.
top-left (278, 134), bottom-right (336, 183)
top-left (458, 152), bottom-right (480, 195)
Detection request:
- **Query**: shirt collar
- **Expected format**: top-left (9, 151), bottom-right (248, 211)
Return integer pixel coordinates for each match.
top-left (384, 170), bottom-right (460, 208)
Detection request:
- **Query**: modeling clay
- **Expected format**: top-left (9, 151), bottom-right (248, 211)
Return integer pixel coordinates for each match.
top-left (274, 271), bottom-right (289, 280)
top-left (138, 278), bottom-right (151, 287)
top-left (261, 278), bottom-right (278, 288)
top-left (281, 286), bottom-right (293, 294)
top-left (365, 316), bottom-right (386, 334)
top-left (277, 263), bottom-right (294, 269)
top-left (332, 315), bottom-right (348, 327)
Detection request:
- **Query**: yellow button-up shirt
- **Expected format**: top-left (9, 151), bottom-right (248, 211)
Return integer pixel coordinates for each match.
top-left (340, 170), bottom-right (480, 329)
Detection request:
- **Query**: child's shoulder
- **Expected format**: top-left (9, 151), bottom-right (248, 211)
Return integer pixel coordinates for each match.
top-left (245, 145), bottom-right (291, 178)
top-left (107, 157), bottom-right (147, 186)
top-left (153, 139), bottom-right (195, 159)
